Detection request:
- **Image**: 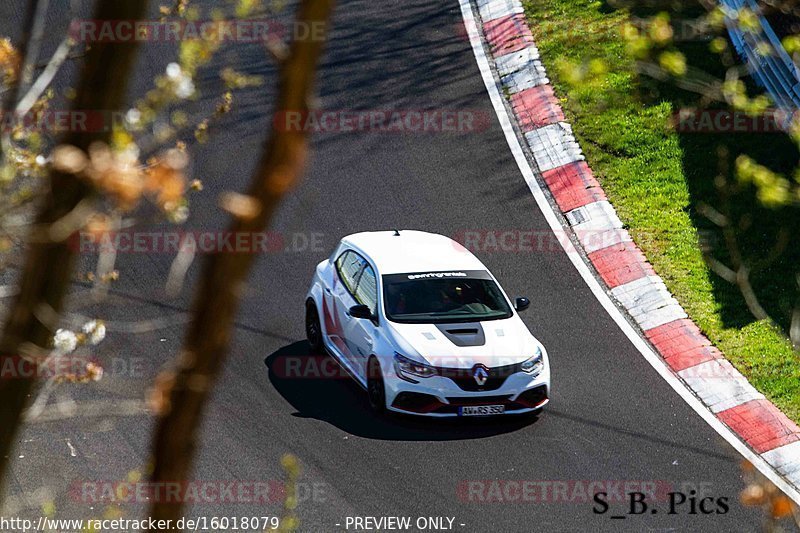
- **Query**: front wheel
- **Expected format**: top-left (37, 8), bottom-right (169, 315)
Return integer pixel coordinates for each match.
top-left (367, 356), bottom-right (386, 414)
top-left (305, 300), bottom-right (323, 354)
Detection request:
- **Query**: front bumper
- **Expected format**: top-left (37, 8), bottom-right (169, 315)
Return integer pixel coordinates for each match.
top-left (384, 365), bottom-right (550, 417)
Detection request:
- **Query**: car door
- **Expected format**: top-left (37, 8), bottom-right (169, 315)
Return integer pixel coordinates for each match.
top-left (347, 262), bottom-right (379, 379)
top-left (327, 250), bottom-right (365, 371)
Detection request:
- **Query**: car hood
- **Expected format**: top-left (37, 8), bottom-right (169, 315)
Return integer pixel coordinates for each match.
top-left (385, 315), bottom-right (542, 369)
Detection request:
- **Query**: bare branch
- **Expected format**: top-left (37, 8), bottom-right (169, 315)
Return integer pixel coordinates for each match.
top-left (24, 399), bottom-right (147, 423)
top-left (735, 265), bottom-right (770, 322)
top-left (16, 37), bottom-right (74, 116)
top-left (750, 227), bottom-right (789, 273)
top-left (702, 253), bottom-right (737, 284)
top-left (696, 202), bottom-right (728, 228)
top-left (634, 60), bottom-right (724, 101)
top-left (698, 188), bottom-right (780, 329)
top-left (0, 0), bottom-right (150, 493)
top-left (0, 0), bottom-right (40, 163)
top-left (17, 0), bottom-right (50, 95)
top-left (147, 0), bottom-right (336, 527)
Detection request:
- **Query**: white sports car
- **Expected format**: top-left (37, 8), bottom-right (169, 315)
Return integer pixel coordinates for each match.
top-left (305, 230), bottom-right (550, 417)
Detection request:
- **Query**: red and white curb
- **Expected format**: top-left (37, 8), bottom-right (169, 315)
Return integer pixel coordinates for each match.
top-left (462, 0), bottom-right (800, 501)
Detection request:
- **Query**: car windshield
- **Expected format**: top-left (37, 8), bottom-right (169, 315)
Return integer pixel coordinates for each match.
top-left (382, 270), bottom-right (513, 323)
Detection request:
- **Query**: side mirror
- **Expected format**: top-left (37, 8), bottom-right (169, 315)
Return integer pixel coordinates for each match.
top-left (349, 304), bottom-right (373, 320)
top-left (514, 297), bottom-right (530, 312)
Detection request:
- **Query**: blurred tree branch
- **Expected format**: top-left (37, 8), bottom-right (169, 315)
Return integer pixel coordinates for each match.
top-left (699, 194), bottom-right (800, 349)
top-left (0, 0), bottom-right (40, 163)
top-left (147, 0), bottom-right (335, 527)
top-left (0, 0), bottom-right (148, 492)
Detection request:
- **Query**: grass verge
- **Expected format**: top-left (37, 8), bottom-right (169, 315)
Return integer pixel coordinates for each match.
top-left (522, 0), bottom-right (800, 421)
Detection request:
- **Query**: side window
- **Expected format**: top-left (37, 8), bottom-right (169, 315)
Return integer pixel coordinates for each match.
top-left (335, 251), bottom-right (365, 294)
top-left (355, 264), bottom-right (378, 315)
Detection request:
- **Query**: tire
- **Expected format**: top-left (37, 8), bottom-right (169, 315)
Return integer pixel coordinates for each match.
top-left (305, 300), bottom-right (323, 354)
top-left (367, 356), bottom-right (386, 414)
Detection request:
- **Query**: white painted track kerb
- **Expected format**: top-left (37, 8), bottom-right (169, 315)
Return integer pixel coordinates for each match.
top-left (477, 0), bottom-right (524, 21)
top-left (457, 0), bottom-right (800, 505)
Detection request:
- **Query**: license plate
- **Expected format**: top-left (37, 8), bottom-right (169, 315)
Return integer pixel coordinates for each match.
top-left (458, 405), bottom-right (505, 416)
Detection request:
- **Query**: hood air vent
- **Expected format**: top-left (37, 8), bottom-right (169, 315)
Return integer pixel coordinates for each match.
top-left (434, 323), bottom-right (486, 347)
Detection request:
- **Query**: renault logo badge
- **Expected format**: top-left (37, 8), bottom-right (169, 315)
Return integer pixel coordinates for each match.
top-left (473, 365), bottom-right (489, 386)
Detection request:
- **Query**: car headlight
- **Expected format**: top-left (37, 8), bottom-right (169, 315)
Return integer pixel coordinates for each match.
top-left (394, 352), bottom-right (437, 379)
top-left (520, 347), bottom-right (544, 376)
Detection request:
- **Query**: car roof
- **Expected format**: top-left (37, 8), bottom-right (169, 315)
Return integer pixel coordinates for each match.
top-left (341, 230), bottom-right (488, 275)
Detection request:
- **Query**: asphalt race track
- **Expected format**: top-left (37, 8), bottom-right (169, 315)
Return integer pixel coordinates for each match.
top-left (0, 0), bottom-right (777, 531)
